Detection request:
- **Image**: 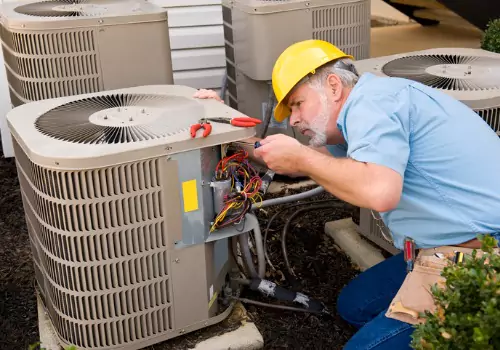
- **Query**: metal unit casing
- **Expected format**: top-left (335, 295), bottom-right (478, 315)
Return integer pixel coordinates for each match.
top-left (223, 0), bottom-right (370, 80)
top-left (222, 0), bottom-right (370, 142)
top-left (354, 208), bottom-right (400, 255)
top-left (353, 47), bottom-right (500, 135)
top-left (7, 84), bottom-right (255, 349)
top-left (0, 0), bottom-right (174, 107)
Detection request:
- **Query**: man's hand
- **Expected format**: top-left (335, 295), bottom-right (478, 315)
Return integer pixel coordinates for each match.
top-left (254, 134), bottom-right (307, 175)
top-left (193, 89), bottom-right (223, 103)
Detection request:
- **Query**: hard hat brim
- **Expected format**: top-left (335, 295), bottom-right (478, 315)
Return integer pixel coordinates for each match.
top-left (274, 102), bottom-right (290, 123)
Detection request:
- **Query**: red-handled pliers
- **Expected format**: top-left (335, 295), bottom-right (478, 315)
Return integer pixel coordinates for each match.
top-left (206, 117), bottom-right (262, 128)
top-left (190, 119), bottom-right (213, 138)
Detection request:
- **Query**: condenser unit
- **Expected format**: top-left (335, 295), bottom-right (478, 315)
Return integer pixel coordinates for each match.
top-left (0, 0), bottom-right (174, 157)
top-left (352, 47), bottom-right (500, 254)
top-left (354, 47), bottom-right (500, 134)
top-left (222, 0), bottom-right (370, 142)
top-left (0, 0), bottom-right (174, 107)
top-left (7, 85), bottom-right (259, 349)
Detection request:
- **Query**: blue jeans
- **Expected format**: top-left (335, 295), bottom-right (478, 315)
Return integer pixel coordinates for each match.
top-left (337, 253), bottom-right (415, 349)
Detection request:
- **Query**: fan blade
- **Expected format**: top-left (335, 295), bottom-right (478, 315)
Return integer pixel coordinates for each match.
top-left (381, 54), bottom-right (500, 91)
top-left (34, 93), bottom-right (200, 144)
top-left (14, 0), bottom-right (109, 17)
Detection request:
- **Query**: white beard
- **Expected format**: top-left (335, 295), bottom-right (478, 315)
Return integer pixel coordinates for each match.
top-left (299, 93), bottom-right (330, 147)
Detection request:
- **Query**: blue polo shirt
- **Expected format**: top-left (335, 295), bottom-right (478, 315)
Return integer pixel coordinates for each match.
top-left (327, 72), bottom-right (500, 249)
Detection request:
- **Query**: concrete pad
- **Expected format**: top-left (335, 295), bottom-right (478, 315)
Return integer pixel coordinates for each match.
top-left (370, 23), bottom-right (483, 58)
top-left (325, 218), bottom-right (386, 271)
top-left (37, 296), bottom-right (62, 350)
top-left (371, 0), bottom-right (410, 23)
top-left (193, 302), bottom-right (263, 350)
top-left (192, 322), bottom-right (263, 350)
top-left (37, 294), bottom-right (263, 350)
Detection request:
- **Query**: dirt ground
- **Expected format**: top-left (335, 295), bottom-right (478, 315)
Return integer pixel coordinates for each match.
top-left (243, 184), bottom-right (360, 349)
top-left (0, 144), bottom-right (38, 349)
top-left (0, 139), bottom-right (359, 349)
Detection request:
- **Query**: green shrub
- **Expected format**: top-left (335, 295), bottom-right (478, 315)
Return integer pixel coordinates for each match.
top-left (481, 19), bottom-right (500, 53)
top-left (411, 235), bottom-right (500, 350)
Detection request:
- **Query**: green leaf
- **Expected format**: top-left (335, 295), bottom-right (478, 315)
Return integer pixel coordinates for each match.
top-left (28, 342), bottom-right (41, 350)
top-left (410, 234), bottom-right (500, 350)
top-left (482, 19), bottom-right (500, 53)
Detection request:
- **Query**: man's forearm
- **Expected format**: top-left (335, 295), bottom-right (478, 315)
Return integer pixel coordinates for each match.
top-left (296, 146), bottom-right (394, 210)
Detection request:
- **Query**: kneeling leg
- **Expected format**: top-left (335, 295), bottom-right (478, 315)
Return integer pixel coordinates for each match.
top-left (337, 252), bottom-right (407, 328)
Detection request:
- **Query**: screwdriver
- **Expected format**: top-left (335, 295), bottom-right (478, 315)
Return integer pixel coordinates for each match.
top-left (254, 141), bottom-right (275, 195)
top-left (404, 237), bottom-right (416, 273)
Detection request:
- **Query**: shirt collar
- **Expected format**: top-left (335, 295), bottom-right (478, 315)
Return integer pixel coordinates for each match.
top-left (336, 72), bottom-right (376, 136)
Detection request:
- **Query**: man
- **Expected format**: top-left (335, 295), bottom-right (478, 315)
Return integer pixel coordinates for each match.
top-left (194, 39), bottom-right (500, 349)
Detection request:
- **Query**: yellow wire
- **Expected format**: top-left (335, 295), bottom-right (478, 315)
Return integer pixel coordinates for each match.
top-left (211, 151), bottom-right (264, 232)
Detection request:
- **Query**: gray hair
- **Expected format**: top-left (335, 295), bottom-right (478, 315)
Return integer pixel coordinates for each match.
top-left (293, 58), bottom-right (360, 93)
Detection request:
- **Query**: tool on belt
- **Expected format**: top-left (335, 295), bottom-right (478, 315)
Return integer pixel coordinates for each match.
top-left (190, 117), bottom-right (262, 138)
top-left (403, 237), bottom-right (416, 273)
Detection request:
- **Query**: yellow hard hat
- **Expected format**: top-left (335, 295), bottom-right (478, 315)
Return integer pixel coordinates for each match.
top-left (272, 40), bottom-right (354, 122)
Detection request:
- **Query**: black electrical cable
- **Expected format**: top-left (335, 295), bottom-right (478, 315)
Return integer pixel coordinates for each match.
top-left (230, 200), bottom-right (347, 316)
top-left (281, 202), bottom-right (348, 278)
top-left (263, 199), bottom-right (342, 270)
top-left (228, 296), bottom-right (320, 314)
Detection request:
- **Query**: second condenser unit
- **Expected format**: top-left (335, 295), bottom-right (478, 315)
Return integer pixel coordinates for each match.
top-left (352, 47), bottom-right (500, 254)
top-left (0, 0), bottom-right (174, 107)
top-left (222, 0), bottom-right (371, 142)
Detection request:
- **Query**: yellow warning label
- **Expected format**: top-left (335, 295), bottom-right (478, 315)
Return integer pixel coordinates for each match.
top-left (208, 291), bottom-right (218, 309)
top-left (182, 179), bottom-right (199, 212)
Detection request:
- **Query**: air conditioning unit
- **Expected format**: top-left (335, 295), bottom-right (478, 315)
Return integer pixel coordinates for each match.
top-left (352, 47), bottom-right (500, 254)
top-left (0, 0), bottom-right (174, 157)
top-left (222, 0), bottom-right (371, 142)
top-left (354, 47), bottom-right (500, 135)
top-left (353, 208), bottom-right (400, 255)
top-left (7, 84), bottom-right (258, 349)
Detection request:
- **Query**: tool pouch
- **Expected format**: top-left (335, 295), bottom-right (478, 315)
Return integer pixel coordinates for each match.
top-left (385, 245), bottom-right (498, 325)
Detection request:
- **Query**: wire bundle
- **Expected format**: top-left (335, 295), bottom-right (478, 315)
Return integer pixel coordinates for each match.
top-left (210, 148), bottom-right (263, 231)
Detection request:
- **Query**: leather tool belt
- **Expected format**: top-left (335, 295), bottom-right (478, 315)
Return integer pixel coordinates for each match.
top-left (386, 245), bottom-right (499, 325)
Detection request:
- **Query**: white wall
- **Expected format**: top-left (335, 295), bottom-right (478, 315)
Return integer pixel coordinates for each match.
top-left (0, 0), bottom-right (226, 157)
top-left (152, 0), bottom-right (225, 92)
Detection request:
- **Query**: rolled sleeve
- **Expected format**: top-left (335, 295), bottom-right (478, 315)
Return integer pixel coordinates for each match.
top-left (326, 143), bottom-right (347, 158)
top-left (343, 92), bottom-right (411, 177)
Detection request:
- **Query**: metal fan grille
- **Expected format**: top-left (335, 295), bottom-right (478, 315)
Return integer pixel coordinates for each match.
top-left (476, 107), bottom-right (500, 134)
top-left (35, 93), bottom-right (200, 144)
top-left (381, 54), bottom-right (500, 91)
top-left (15, 0), bottom-right (112, 17)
